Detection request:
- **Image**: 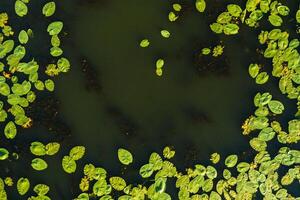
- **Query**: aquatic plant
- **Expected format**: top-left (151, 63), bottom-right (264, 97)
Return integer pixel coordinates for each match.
top-left (1, 0), bottom-right (300, 199)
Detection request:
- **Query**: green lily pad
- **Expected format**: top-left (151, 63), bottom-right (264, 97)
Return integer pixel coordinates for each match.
top-left (0, 148), bottom-right (9, 160)
top-left (30, 142), bottom-right (46, 156)
top-left (223, 23), bottom-right (240, 35)
top-left (70, 146), bottom-right (85, 160)
top-left (139, 39), bottom-right (150, 48)
top-left (31, 158), bottom-right (48, 171)
top-left (139, 163), bottom-right (154, 178)
top-left (227, 4), bottom-right (242, 17)
top-left (15, 0), bottom-right (28, 17)
top-left (255, 72), bottom-right (269, 84)
top-left (268, 100), bottom-right (284, 114)
top-left (47, 21), bottom-right (63, 35)
top-left (17, 178), bottom-right (30, 195)
top-left (118, 148), bottom-right (133, 165)
top-left (225, 154), bottom-right (238, 168)
top-left (161, 30), bottom-right (171, 38)
top-left (109, 176), bottom-right (126, 191)
top-left (4, 121), bottom-right (17, 139)
top-left (45, 142), bottom-right (60, 156)
top-left (42, 2), bottom-right (56, 17)
top-left (18, 30), bottom-right (29, 44)
top-left (195, 0), bottom-right (206, 13)
top-left (33, 184), bottom-right (50, 195)
top-left (62, 155), bottom-right (77, 173)
top-left (268, 14), bottom-right (283, 26)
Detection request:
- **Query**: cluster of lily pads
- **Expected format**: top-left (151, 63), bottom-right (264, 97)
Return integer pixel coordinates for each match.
top-left (139, 1), bottom-right (207, 77)
top-left (0, 0), bottom-right (70, 164)
top-left (1, 0), bottom-right (300, 199)
top-left (201, 44), bottom-right (224, 57)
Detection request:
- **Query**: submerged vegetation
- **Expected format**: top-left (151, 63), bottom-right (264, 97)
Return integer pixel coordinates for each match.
top-left (0, 0), bottom-right (300, 199)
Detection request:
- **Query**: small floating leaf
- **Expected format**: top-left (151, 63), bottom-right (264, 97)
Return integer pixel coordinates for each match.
top-left (33, 184), bottom-right (50, 195)
top-left (15, 0), bottom-right (28, 17)
top-left (31, 158), bottom-right (48, 171)
top-left (17, 178), bottom-right (30, 195)
top-left (161, 30), bottom-right (171, 38)
top-left (139, 39), bottom-right (150, 48)
top-left (195, 0), bottom-right (206, 13)
top-left (0, 148), bottom-right (9, 160)
top-left (4, 121), bottom-right (17, 139)
top-left (268, 100), bottom-right (284, 114)
top-left (45, 142), bottom-right (60, 156)
top-left (47, 21), bottom-right (63, 35)
top-left (30, 142), bottom-right (46, 156)
top-left (225, 155), bottom-right (238, 168)
top-left (156, 59), bottom-right (164, 69)
top-left (268, 14), bottom-right (283, 27)
top-left (139, 163), bottom-right (154, 178)
top-left (62, 155), bottom-right (77, 173)
top-left (42, 2), bottom-right (56, 17)
top-left (163, 146), bottom-right (175, 159)
top-left (118, 148), bottom-right (133, 165)
top-left (18, 30), bottom-right (28, 44)
top-left (70, 146), bottom-right (85, 160)
top-left (109, 177), bottom-right (126, 191)
top-left (255, 72), bottom-right (269, 84)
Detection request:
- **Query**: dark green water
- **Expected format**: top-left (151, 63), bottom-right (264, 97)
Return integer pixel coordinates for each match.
top-left (2, 0), bottom-right (297, 199)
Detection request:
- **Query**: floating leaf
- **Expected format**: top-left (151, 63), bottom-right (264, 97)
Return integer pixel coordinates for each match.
top-left (0, 83), bottom-right (10, 96)
top-left (227, 4), bottom-right (242, 17)
top-left (268, 14), bottom-right (283, 27)
top-left (168, 12), bottom-right (178, 22)
top-left (31, 158), bottom-right (48, 171)
top-left (45, 79), bottom-right (55, 91)
top-left (109, 177), bottom-right (126, 191)
top-left (15, 0), bottom-right (28, 17)
top-left (47, 21), bottom-right (63, 35)
top-left (297, 9), bottom-right (300, 23)
top-left (70, 146), bottom-right (85, 160)
top-left (156, 59), bottom-right (164, 69)
top-left (225, 155), bottom-right (238, 168)
top-left (45, 142), bottom-right (60, 156)
top-left (161, 30), bottom-right (171, 38)
top-left (118, 148), bottom-right (133, 165)
top-left (223, 23), bottom-right (239, 35)
top-left (210, 23), bottom-right (223, 34)
top-left (62, 155), bottom-right (77, 173)
top-left (139, 163), bottom-right (154, 178)
top-left (173, 4), bottom-right (182, 12)
top-left (42, 2), bottom-right (56, 17)
top-left (163, 146), bottom-right (175, 159)
top-left (195, 0), bottom-right (206, 13)
top-left (149, 152), bottom-right (163, 170)
top-left (4, 121), bottom-right (17, 139)
top-left (30, 142), bottom-right (46, 156)
top-left (249, 138), bottom-right (267, 152)
top-left (268, 100), bottom-right (284, 114)
top-left (206, 166), bottom-right (217, 179)
top-left (18, 30), bottom-right (28, 44)
top-left (210, 152), bottom-right (220, 164)
top-left (277, 5), bottom-right (289, 16)
top-left (258, 127), bottom-right (275, 141)
top-left (0, 148), bottom-right (9, 160)
top-left (17, 178), bottom-right (30, 195)
top-left (139, 39), bottom-right (150, 48)
top-left (248, 63), bottom-right (260, 78)
top-left (33, 184), bottom-right (50, 195)
top-left (255, 72), bottom-right (269, 84)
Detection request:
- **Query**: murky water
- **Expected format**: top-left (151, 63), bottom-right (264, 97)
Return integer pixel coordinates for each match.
top-left (2, 0), bottom-right (298, 199)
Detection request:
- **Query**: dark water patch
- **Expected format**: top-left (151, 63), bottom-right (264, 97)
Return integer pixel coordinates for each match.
top-left (81, 57), bottom-right (102, 93)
